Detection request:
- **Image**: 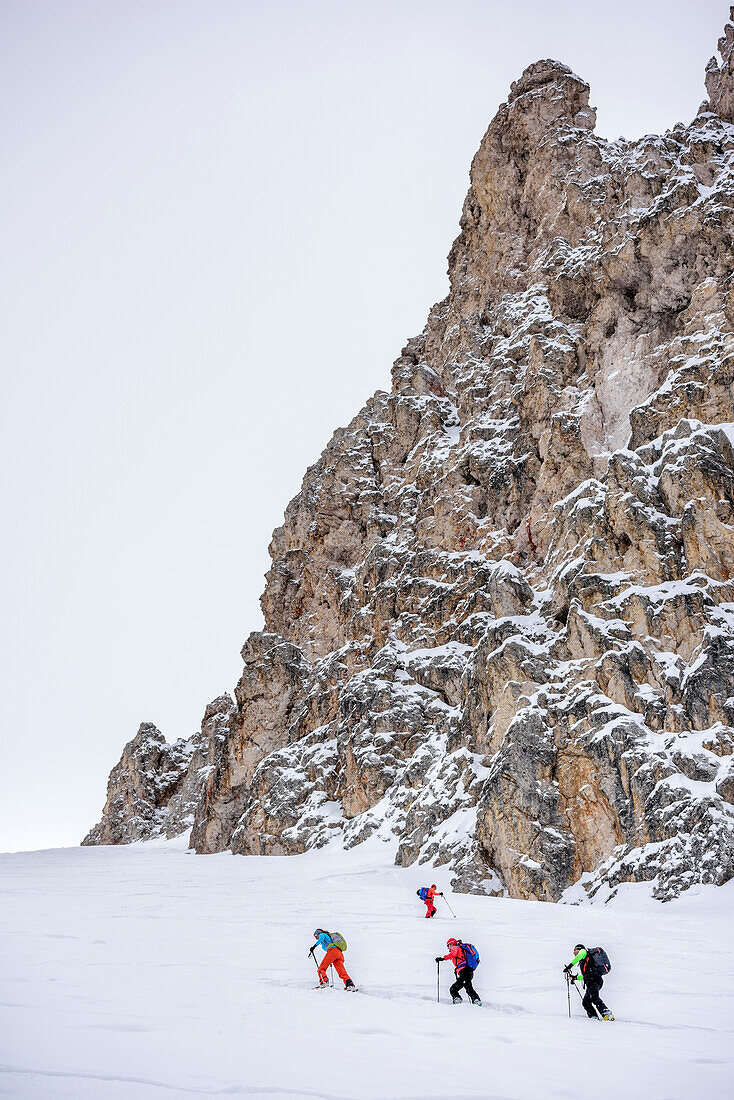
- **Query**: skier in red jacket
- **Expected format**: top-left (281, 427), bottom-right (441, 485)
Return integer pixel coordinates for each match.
top-left (436, 938), bottom-right (481, 1005)
top-left (417, 884), bottom-right (442, 918)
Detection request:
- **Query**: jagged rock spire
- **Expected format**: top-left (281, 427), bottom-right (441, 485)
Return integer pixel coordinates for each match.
top-left (705, 6), bottom-right (734, 120)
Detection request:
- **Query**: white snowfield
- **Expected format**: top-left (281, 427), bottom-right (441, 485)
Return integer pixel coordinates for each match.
top-left (1, 839), bottom-right (733, 1099)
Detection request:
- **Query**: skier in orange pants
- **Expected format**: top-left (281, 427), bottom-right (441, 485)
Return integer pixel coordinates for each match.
top-left (311, 929), bottom-right (356, 990)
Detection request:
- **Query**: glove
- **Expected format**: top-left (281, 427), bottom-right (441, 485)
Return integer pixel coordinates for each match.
top-left (563, 964), bottom-right (572, 974)
top-left (439, 892), bottom-right (444, 896)
top-left (435, 957), bottom-right (443, 963)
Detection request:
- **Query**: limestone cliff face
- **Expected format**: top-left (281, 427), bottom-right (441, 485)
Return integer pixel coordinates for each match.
top-left (85, 17), bottom-right (734, 902)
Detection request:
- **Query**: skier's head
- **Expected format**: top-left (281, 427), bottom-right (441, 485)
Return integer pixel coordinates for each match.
top-left (314, 929), bottom-right (325, 938)
top-left (431, 884), bottom-right (437, 890)
top-left (446, 938), bottom-right (458, 947)
top-left (574, 943), bottom-right (585, 953)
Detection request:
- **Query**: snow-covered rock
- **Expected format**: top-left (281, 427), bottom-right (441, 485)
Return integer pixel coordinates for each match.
top-left (86, 16), bottom-right (734, 903)
top-left (82, 722), bottom-right (208, 844)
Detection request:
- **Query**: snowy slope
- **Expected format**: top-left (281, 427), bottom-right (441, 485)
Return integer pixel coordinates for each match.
top-left (1, 840), bottom-right (733, 1099)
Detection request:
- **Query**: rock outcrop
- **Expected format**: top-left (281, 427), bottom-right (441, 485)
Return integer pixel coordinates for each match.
top-left (83, 722), bottom-right (209, 845)
top-left (85, 15), bottom-right (734, 902)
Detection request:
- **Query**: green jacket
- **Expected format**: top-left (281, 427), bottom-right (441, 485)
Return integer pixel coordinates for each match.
top-left (567, 947), bottom-right (588, 983)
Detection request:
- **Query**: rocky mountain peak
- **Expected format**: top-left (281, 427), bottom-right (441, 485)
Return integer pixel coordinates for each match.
top-left (86, 16), bottom-right (734, 904)
top-left (706, 6), bottom-right (734, 121)
top-left (83, 721), bottom-right (209, 845)
top-left (505, 58), bottom-right (595, 127)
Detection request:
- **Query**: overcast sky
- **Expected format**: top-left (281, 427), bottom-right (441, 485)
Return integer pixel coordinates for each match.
top-left (0, 0), bottom-right (725, 851)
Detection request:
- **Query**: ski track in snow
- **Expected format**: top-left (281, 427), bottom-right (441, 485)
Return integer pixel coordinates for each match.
top-left (1, 837), bottom-right (732, 1099)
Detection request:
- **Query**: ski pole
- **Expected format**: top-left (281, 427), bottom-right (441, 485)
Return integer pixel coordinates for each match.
top-left (436, 960), bottom-right (440, 1004)
top-left (566, 973), bottom-right (571, 1018)
top-left (310, 947), bottom-right (320, 984)
top-left (441, 894), bottom-right (457, 918)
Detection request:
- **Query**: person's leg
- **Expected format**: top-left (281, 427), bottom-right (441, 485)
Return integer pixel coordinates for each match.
top-left (462, 967), bottom-right (480, 1002)
top-left (451, 967), bottom-right (473, 1001)
top-left (589, 977), bottom-right (609, 1016)
top-left (331, 949), bottom-right (352, 985)
top-left (582, 979), bottom-right (600, 1017)
top-left (318, 945), bottom-right (338, 985)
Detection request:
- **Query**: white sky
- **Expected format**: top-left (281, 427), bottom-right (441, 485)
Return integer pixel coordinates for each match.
top-left (0, 0), bottom-right (725, 851)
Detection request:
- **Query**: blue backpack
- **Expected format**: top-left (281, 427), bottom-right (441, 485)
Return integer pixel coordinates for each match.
top-left (417, 887), bottom-right (430, 900)
top-left (460, 942), bottom-right (480, 969)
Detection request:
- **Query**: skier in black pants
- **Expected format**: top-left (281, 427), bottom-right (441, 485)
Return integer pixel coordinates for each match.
top-left (436, 938), bottom-right (481, 1005)
top-left (564, 944), bottom-right (614, 1021)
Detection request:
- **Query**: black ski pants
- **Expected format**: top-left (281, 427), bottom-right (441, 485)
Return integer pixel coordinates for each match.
top-left (450, 965), bottom-right (479, 1002)
top-left (582, 975), bottom-right (609, 1018)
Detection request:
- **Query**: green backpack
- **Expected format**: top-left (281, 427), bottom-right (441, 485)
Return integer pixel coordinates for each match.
top-left (328, 931), bottom-right (347, 952)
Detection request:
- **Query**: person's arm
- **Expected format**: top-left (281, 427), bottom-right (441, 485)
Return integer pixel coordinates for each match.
top-left (564, 948), bottom-right (587, 980)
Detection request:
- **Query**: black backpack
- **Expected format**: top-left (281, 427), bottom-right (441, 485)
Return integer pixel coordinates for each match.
top-left (584, 947), bottom-right (611, 975)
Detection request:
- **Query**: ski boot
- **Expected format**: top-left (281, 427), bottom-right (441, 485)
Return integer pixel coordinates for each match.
top-left (452, 996), bottom-right (463, 1004)
top-left (471, 998), bottom-right (482, 1006)
top-left (345, 979), bottom-right (357, 992)
top-left (602, 1012), bottom-right (614, 1021)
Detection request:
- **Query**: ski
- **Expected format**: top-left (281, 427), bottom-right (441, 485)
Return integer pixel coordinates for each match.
top-left (312, 984), bottom-right (359, 992)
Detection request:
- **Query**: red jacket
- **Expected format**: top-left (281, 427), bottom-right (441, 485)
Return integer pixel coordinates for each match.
top-left (426, 887), bottom-right (440, 902)
top-left (442, 943), bottom-right (467, 970)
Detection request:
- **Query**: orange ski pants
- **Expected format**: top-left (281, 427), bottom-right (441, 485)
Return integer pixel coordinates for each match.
top-left (318, 945), bottom-right (351, 985)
